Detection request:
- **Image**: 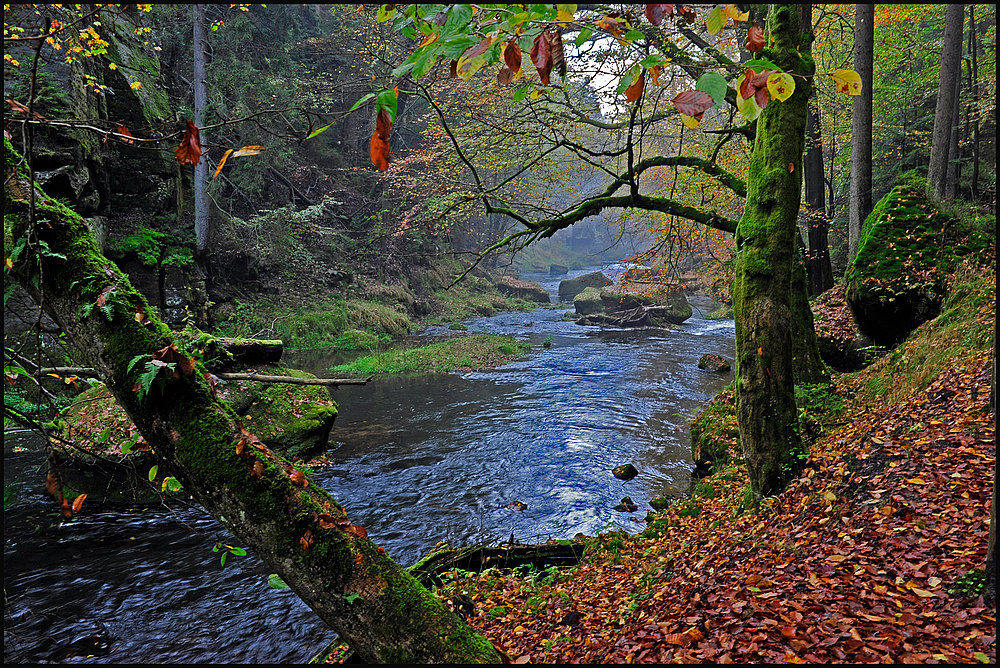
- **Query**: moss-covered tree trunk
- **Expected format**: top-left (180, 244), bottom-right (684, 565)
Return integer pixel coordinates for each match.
top-left (4, 140), bottom-right (501, 664)
top-left (732, 4), bottom-right (814, 499)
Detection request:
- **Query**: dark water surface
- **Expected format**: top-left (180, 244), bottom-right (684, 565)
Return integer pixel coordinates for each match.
top-left (4, 266), bottom-right (734, 663)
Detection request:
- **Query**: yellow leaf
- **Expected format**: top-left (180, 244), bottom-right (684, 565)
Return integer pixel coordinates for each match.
top-left (905, 478), bottom-right (929, 485)
top-left (767, 72), bottom-right (795, 102)
top-left (724, 4), bottom-right (749, 21)
top-left (680, 113), bottom-right (701, 129)
top-left (927, 576), bottom-right (942, 588)
top-left (5, 257), bottom-right (12, 270)
top-left (827, 554), bottom-right (849, 563)
top-left (212, 149), bottom-right (233, 180)
top-left (911, 587), bottom-right (936, 598)
top-left (830, 68), bottom-right (862, 95)
top-left (822, 491), bottom-right (837, 503)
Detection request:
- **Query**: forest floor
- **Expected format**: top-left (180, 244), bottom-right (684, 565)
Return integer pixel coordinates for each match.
top-left (433, 269), bottom-right (997, 664)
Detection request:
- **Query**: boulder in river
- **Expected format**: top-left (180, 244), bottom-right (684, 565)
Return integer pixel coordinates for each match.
top-left (614, 496), bottom-right (639, 512)
top-left (612, 463), bottom-right (639, 481)
top-left (549, 264), bottom-right (568, 275)
top-left (558, 271), bottom-right (613, 300)
top-left (497, 276), bottom-right (550, 303)
top-left (697, 353), bottom-right (731, 373)
top-left (573, 287), bottom-right (604, 315)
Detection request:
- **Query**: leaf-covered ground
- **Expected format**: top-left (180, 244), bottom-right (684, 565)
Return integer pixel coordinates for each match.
top-left (444, 271), bottom-right (997, 664)
top-left (459, 348), bottom-right (995, 663)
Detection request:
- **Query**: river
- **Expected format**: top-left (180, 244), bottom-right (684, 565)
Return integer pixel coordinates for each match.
top-left (3, 266), bottom-right (734, 663)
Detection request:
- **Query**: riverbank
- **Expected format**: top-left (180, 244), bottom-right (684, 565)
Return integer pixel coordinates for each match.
top-left (387, 269), bottom-right (996, 664)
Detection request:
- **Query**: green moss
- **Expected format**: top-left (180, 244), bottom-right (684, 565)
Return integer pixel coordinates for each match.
top-left (330, 335), bottom-right (531, 374)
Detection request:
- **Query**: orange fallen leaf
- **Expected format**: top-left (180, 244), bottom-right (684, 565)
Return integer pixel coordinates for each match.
top-left (72, 493), bottom-right (87, 513)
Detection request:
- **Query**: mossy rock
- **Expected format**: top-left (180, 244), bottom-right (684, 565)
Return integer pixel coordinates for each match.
top-left (558, 271), bottom-right (612, 300)
top-left (51, 366), bottom-right (337, 503)
top-left (689, 382), bottom-right (738, 474)
top-left (573, 287), bottom-right (604, 315)
top-left (599, 286), bottom-right (693, 325)
top-left (496, 276), bottom-right (550, 303)
top-left (845, 185), bottom-right (951, 345)
top-left (217, 365), bottom-right (338, 461)
top-left (697, 354), bottom-right (731, 373)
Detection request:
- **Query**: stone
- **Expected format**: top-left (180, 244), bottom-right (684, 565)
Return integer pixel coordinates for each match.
top-left (573, 287), bottom-right (604, 315)
top-left (558, 271), bottom-right (613, 300)
top-left (697, 353), bottom-right (731, 373)
top-left (497, 276), bottom-right (550, 303)
top-left (612, 463), bottom-right (639, 481)
top-left (845, 184), bottom-right (950, 345)
top-left (614, 496), bottom-right (639, 512)
top-left (549, 264), bottom-right (568, 275)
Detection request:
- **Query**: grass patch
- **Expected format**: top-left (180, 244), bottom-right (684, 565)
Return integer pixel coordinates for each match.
top-left (329, 334), bottom-right (532, 374)
top-left (215, 297), bottom-right (411, 350)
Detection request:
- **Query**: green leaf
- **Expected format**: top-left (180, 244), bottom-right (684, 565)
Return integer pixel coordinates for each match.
top-left (97, 428), bottom-right (111, 444)
top-left (705, 6), bottom-right (726, 35)
top-left (120, 437), bottom-right (135, 455)
top-left (267, 573), bottom-right (290, 590)
top-left (376, 88), bottom-right (398, 123)
top-left (623, 29), bottom-right (645, 41)
top-left (127, 354), bottom-right (149, 373)
top-left (305, 121), bottom-right (335, 140)
top-left (148, 465), bottom-right (158, 482)
top-left (513, 85), bottom-right (533, 102)
top-left (230, 546), bottom-right (247, 557)
top-left (220, 551), bottom-right (228, 567)
top-left (400, 25), bottom-right (417, 39)
top-left (744, 58), bottom-right (781, 72)
top-left (164, 476), bottom-right (183, 492)
top-left (375, 4), bottom-right (396, 22)
top-left (975, 652), bottom-right (990, 663)
top-left (441, 4), bottom-right (473, 37)
top-left (574, 26), bottom-right (592, 47)
top-left (343, 592), bottom-right (361, 604)
top-left (696, 72), bottom-right (729, 105)
top-left (347, 92), bottom-right (376, 114)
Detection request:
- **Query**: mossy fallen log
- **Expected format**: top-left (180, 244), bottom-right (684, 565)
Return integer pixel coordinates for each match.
top-left (408, 539), bottom-right (587, 586)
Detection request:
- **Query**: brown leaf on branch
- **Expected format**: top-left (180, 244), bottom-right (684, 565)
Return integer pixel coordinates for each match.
top-left (645, 4), bottom-right (674, 26)
top-left (72, 493), bottom-right (88, 513)
top-left (672, 89), bottom-right (715, 117)
top-left (548, 29), bottom-right (566, 79)
top-left (503, 38), bottom-right (522, 75)
top-left (370, 107), bottom-right (392, 171)
top-left (175, 119), bottom-right (202, 166)
top-left (745, 24), bottom-right (765, 52)
top-left (530, 31), bottom-right (552, 85)
top-left (497, 66), bottom-right (514, 85)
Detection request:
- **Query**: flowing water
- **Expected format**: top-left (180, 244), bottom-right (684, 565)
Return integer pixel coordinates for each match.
top-left (3, 266), bottom-right (734, 663)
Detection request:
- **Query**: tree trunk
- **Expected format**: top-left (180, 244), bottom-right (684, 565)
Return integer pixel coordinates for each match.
top-left (193, 4), bottom-right (211, 254)
top-left (967, 6), bottom-right (980, 202)
top-left (848, 4), bottom-right (873, 264)
top-left (803, 96), bottom-right (833, 295)
top-left (792, 237), bottom-right (828, 386)
top-left (927, 3), bottom-right (965, 202)
top-left (732, 4), bottom-right (813, 500)
top-left (4, 140), bottom-right (501, 664)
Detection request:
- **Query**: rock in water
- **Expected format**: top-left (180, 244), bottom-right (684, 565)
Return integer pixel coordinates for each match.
top-left (612, 463), bottom-right (639, 481)
top-left (697, 353), bottom-right (731, 372)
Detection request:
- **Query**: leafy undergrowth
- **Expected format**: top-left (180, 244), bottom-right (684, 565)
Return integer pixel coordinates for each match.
top-left (454, 348), bottom-right (995, 663)
top-left (328, 334), bottom-right (532, 374)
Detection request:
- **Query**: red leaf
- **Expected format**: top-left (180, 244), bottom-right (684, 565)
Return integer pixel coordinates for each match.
top-left (530, 31), bottom-right (552, 85)
top-left (370, 107), bottom-right (392, 171)
top-left (503, 39), bottom-right (522, 74)
top-left (548, 29), bottom-right (566, 79)
top-left (289, 468), bottom-right (308, 487)
top-left (645, 4), bottom-right (674, 26)
top-left (72, 493), bottom-right (87, 513)
top-left (672, 89), bottom-right (715, 116)
top-left (457, 37), bottom-right (493, 77)
top-left (449, 60), bottom-right (458, 78)
top-left (344, 524), bottom-right (368, 539)
top-left (117, 124), bottom-right (135, 145)
top-left (174, 119), bottom-right (202, 166)
top-left (45, 471), bottom-right (59, 496)
top-left (746, 24), bottom-right (765, 52)
top-left (624, 70), bottom-right (646, 103)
